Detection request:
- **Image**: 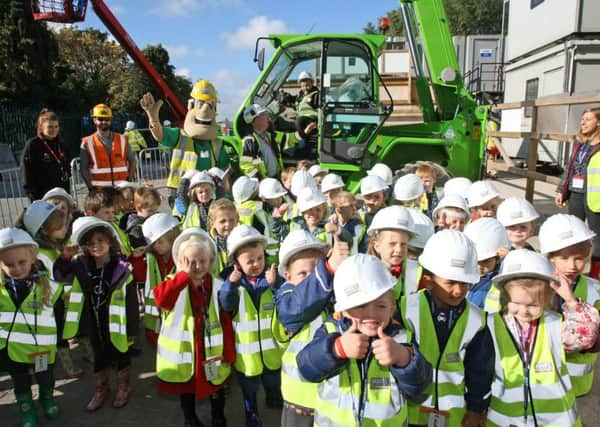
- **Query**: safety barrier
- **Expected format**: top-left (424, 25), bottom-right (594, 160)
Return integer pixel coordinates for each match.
top-left (136, 147), bottom-right (172, 186)
top-left (0, 168), bottom-right (29, 228)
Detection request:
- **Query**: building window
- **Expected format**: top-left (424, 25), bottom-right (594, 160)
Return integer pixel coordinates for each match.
top-left (531, 0), bottom-right (544, 9)
top-left (524, 78), bottom-right (539, 118)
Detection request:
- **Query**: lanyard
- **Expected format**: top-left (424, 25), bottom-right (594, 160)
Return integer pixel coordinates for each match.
top-left (513, 318), bottom-right (536, 363)
top-left (9, 279), bottom-right (39, 346)
top-left (576, 144), bottom-right (592, 167)
top-left (41, 139), bottom-right (66, 172)
top-left (338, 319), bottom-right (369, 426)
top-left (197, 277), bottom-right (212, 346)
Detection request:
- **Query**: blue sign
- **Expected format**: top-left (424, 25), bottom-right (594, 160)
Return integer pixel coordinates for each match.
top-left (480, 49), bottom-right (493, 58)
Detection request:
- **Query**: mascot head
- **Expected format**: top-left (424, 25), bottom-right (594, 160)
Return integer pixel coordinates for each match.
top-left (184, 79), bottom-right (217, 140)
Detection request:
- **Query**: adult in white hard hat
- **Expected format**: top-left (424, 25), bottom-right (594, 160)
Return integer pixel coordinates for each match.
top-left (367, 163), bottom-right (393, 186)
top-left (393, 173), bottom-right (425, 207)
top-left (466, 180), bottom-right (501, 219)
top-left (443, 177), bottom-right (472, 199)
top-left (232, 175), bottom-right (259, 203)
top-left (432, 193), bottom-right (470, 231)
top-left (241, 103), bottom-right (281, 179)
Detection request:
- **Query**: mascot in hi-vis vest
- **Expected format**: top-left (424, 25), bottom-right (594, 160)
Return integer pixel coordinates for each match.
top-left (140, 80), bottom-right (234, 205)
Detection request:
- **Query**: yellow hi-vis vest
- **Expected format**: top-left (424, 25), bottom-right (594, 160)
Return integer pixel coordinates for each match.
top-left (297, 90), bottom-right (319, 118)
top-left (144, 253), bottom-right (175, 333)
top-left (484, 283), bottom-right (502, 314)
top-left (166, 134), bottom-right (220, 190)
top-left (182, 202), bottom-right (208, 231)
top-left (236, 200), bottom-right (279, 263)
top-left (567, 274), bottom-right (600, 396)
top-left (401, 290), bottom-right (484, 426)
top-left (0, 275), bottom-right (62, 364)
top-left (586, 149), bottom-right (600, 212)
top-left (62, 273), bottom-right (130, 353)
top-left (124, 129), bottom-right (147, 152)
top-left (278, 311), bottom-right (325, 408)
top-left (232, 287), bottom-right (282, 376)
top-left (111, 221), bottom-right (133, 257)
top-left (391, 259), bottom-right (423, 303)
top-left (486, 311), bottom-right (580, 427)
top-left (156, 275), bottom-right (230, 384)
top-left (314, 320), bottom-right (407, 427)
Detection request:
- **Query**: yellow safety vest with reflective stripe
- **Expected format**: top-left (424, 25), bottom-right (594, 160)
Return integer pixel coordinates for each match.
top-left (586, 150), bottom-right (600, 212)
top-left (391, 259), bottom-right (422, 303)
top-left (278, 311), bottom-right (325, 408)
top-left (567, 274), bottom-right (600, 396)
top-left (314, 321), bottom-right (407, 427)
top-left (144, 253), bottom-right (175, 333)
top-left (182, 202), bottom-right (206, 231)
top-left (0, 276), bottom-right (62, 364)
top-left (166, 135), bottom-right (219, 189)
top-left (484, 283), bottom-right (502, 314)
top-left (236, 200), bottom-right (279, 264)
top-left (111, 221), bottom-right (132, 257)
top-left (62, 273), bottom-right (130, 353)
top-left (401, 290), bottom-right (484, 426)
top-left (297, 90), bottom-right (319, 118)
top-left (487, 311), bottom-right (580, 427)
top-left (124, 129), bottom-right (147, 152)
top-left (156, 275), bottom-right (230, 384)
top-left (232, 287), bottom-right (282, 376)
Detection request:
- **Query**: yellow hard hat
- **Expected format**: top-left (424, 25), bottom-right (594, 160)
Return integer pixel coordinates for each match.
top-left (190, 80), bottom-right (217, 102)
top-left (92, 104), bottom-right (112, 118)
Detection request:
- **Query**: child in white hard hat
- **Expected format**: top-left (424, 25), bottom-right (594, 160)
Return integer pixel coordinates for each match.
top-left (329, 191), bottom-right (365, 254)
top-left (488, 249), bottom-right (599, 426)
top-left (414, 162), bottom-right (440, 218)
top-left (274, 229), bottom-right (349, 427)
top-left (140, 213), bottom-right (181, 345)
top-left (207, 198), bottom-right (239, 275)
top-left (259, 177), bottom-right (295, 225)
top-left (55, 217), bottom-right (138, 411)
top-left (464, 218), bottom-right (511, 310)
top-left (297, 254), bottom-right (432, 426)
top-left (178, 170), bottom-right (216, 230)
top-left (308, 164), bottom-right (327, 188)
top-left (320, 173), bottom-right (345, 209)
top-left (539, 213), bottom-right (600, 397)
top-left (393, 173), bottom-right (425, 209)
top-left (358, 175), bottom-right (388, 229)
top-left (219, 224), bottom-right (283, 424)
top-left (0, 228), bottom-right (64, 426)
top-left (153, 228), bottom-right (233, 427)
top-left (400, 229), bottom-right (493, 427)
top-left (466, 180), bottom-right (502, 221)
top-left (432, 193), bottom-right (470, 232)
top-left (496, 196), bottom-right (539, 251)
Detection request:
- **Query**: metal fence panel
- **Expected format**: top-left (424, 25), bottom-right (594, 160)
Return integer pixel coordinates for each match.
top-left (0, 168), bottom-right (29, 227)
top-left (137, 147), bottom-right (172, 187)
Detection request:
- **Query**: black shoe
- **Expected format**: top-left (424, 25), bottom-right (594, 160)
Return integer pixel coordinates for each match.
top-left (127, 344), bottom-right (142, 358)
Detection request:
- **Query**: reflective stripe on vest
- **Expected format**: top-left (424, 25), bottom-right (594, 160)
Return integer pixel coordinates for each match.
top-left (403, 259), bottom-right (422, 296)
top-left (125, 130), bottom-right (147, 152)
top-left (62, 275), bottom-right (129, 352)
top-left (0, 277), bottom-right (61, 363)
top-left (586, 151), bottom-right (600, 212)
top-left (297, 90), bottom-right (319, 118)
top-left (232, 287), bottom-right (282, 376)
top-left (567, 274), bottom-right (600, 396)
top-left (156, 275), bottom-right (230, 384)
top-left (280, 312), bottom-right (325, 408)
top-left (112, 221), bottom-right (133, 257)
top-left (401, 291), bottom-right (484, 426)
top-left (167, 136), bottom-right (197, 189)
top-left (314, 321), bottom-right (407, 427)
top-left (144, 254), bottom-right (174, 333)
top-left (487, 311), bottom-right (579, 427)
top-left (182, 202), bottom-right (201, 230)
top-left (484, 282), bottom-right (501, 314)
top-left (82, 133), bottom-right (129, 187)
top-left (236, 201), bottom-right (279, 260)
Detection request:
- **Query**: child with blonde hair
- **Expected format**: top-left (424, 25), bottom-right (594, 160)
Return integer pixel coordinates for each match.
top-left (208, 198), bottom-right (239, 275)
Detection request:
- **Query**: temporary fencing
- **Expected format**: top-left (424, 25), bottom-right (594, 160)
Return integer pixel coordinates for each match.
top-left (0, 168), bottom-right (29, 228)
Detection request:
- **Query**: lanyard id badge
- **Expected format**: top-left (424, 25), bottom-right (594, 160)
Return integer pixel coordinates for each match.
top-left (31, 351), bottom-right (50, 373)
top-left (203, 356), bottom-right (222, 382)
top-left (572, 175), bottom-right (584, 189)
top-left (421, 407), bottom-right (449, 427)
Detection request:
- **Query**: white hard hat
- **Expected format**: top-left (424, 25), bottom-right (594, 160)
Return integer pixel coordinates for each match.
top-left (259, 178), bottom-right (287, 199)
top-left (116, 181), bottom-right (137, 189)
top-left (227, 224), bottom-right (267, 258)
top-left (232, 176), bottom-right (259, 203)
top-left (189, 172), bottom-right (215, 191)
top-left (493, 249), bottom-right (555, 286)
top-left (360, 175), bottom-right (387, 196)
top-left (308, 164), bottom-right (327, 177)
top-left (320, 173), bottom-right (345, 193)
top-left (278, 229), bottom-right (326, 276)
top-left (407, 209), bottom-right (434, 249)
top-left (298, 71), bottom-right (313, 81)
top-left (297, 187), bottom-right (327, 213)
top-left (42, 187), bottom-right (74, 205)
top-left (443, 177), bottom-right (472, 199)
top-left (0, 227), bottom-right (38, 252)
top-left (243, 103), bottom-right (269, 125)
top-left (538, 214), bottom-right (596, 254)
top-left (125, 120), bottom-right (136, 131)
top-left (171, 227), bottom-right (218, 270)
top-left (367, 163), bottom-right (393, 186)
top-left (367, 206), bottom-right (416, 236)
top-left (419, 229), bottom-right (479, 284)
top-left (466, 180), bottom-right (500, 208)
top-left (464, 218), bottom-right (511, 261)
top-left (393, 173), bottom-right (424, 201)
top-left (333, 254), bottom-right (396, 312)
top-left (207, 167), bottom-right (226, 181)
top-left (71, 216), bottom-right (118, 246)
top-left (290, 170), bottom-right (317, 197)
top-left (496, 197), bottom-right (539, 227)
top-left (142, 213), bottom-right (180, 247)
top-left (432, 194), bottom-right (470, 219)
top-left (24, 200), bottom-right (58, 237)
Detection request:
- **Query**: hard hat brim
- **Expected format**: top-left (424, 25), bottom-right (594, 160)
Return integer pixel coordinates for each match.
top-left (228, 235), bottom-right (267, 260)
top-left (278, 243), bottom-right (327, 276)
top-left (172, 228), bottom-right (218, 270)
top-left (492, 271), bottom-right (555, 287)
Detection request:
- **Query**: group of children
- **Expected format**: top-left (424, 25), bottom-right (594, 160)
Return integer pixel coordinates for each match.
top-left (1, 159), bottom-right (599, 427)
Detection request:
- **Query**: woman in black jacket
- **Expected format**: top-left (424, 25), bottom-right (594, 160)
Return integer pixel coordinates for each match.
top-left (22, 109), bottom-right (71, 201)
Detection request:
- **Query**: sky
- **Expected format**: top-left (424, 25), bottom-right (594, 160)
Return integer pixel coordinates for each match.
top-left (59, 0), bottom-right (393, 121)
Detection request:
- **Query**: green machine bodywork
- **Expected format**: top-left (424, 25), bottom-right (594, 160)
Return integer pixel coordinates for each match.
top-left (221, 0), bottom-right (488, 190)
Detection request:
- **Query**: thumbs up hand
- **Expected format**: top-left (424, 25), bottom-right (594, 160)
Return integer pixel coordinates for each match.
top-left (228, 265), bottom-right (243, 284)
top-left (266, 264), bottom-right (278, 286)
top-left (372, 325), bottom-right (411, 367)
top-left (336, 319), bottom-right (370, 360)
top-left (327, 234), bottom-right (350, 271)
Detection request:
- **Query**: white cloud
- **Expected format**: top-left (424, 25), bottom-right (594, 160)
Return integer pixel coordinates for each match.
top-left (175, 67), bottom-right (192, 79)
top-left (211, 69), bottom-right (257, 121)
top-left (222, 16), bottom-right (289, 50)
top-left (164, 44), bottom-right (189, 58)
top-left (150, 0), bottom-right (247, 18)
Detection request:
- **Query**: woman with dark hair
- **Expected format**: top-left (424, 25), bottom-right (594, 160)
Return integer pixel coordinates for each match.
top-left (22, 109), bottom-right (71, 201)
top-left (556, 107), bottom-right (600, 277)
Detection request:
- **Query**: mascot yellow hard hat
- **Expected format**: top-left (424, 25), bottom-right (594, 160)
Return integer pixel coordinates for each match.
top-left (190, 80), bottom-right (217, 102)
top-left (92, 104), bottom-right (113, 118)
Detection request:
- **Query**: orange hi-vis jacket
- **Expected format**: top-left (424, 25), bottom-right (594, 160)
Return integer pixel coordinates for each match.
top-left (82, 132), bottom-right (130, 187)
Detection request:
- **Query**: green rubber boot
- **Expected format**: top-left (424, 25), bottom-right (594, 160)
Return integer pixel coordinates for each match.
top-left (15, 392), bottom-right (38, 427)
top-left (39, 387), bottom-right (60, 420)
